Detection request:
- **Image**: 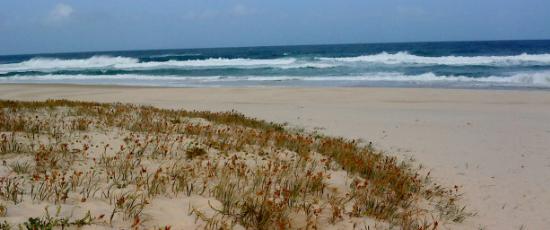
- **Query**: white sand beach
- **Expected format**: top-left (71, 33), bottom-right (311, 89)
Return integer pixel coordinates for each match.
top-left (0, 84), bottom-right (549, 229)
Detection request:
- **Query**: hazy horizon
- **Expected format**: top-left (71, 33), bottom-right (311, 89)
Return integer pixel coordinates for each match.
top-left (2, 38), bottom-right (550, 57)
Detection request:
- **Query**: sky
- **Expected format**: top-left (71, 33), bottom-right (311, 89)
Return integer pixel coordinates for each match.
top-left (0, 0), bottom-right (549, 55)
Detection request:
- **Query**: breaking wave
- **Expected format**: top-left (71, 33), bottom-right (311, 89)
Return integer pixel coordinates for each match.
top-left (2, 72), bottom-right (549, 87)
top-left (3, 52), bottom-right (550, 74)
top-left (0, 56), bottom-right (336, 73)
top-left (319, 52), bottom-right (550, 66)
top-left (1, 48), bottom-right (549, 88)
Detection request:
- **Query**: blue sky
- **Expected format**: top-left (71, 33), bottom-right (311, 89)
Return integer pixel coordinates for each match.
top-left (0, 0), bottom-right (549, 55)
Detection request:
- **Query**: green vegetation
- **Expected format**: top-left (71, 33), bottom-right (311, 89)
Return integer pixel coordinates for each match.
top-left (0, 99), bottom-right (469, 229)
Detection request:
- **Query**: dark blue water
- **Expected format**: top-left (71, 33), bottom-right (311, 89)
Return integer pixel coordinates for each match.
top-left (1, 40), bottom-right (550, 88)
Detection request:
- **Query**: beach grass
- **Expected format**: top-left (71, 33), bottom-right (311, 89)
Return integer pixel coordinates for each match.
top-left (0, 99), bottom-right (469, 229)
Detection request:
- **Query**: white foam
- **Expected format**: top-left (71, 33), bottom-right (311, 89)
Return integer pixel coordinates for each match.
top-left (115, 58), bottom-right (337, 69)
top-left (3, 53), bottom-right (550, 74)
top-left (319, 52), bottom-right (550, 66)
top-left (302, 72), bottom-right (550, 86)
top-left (2, 72), bottom-right (549, 87)
top-left (0, 56), bottom-right (337, 72)
top-left (114, 57), bottom-right (297, 69)
top-left (0, 56), bottom-right (138, 72)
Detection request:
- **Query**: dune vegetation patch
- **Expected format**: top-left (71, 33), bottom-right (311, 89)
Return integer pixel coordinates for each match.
top-left (0, 99), bottom-right (469, 229)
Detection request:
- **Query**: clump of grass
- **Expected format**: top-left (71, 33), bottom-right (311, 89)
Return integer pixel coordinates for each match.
top-left (29, 171), bottom-right (71, 204)
top-left (0, 178), bottom-right (24, 204)
top-left (71, 117), bottom-right (91, 131)
top-left (0, 220), bottom-right (10, 230)
top-left (109, 192), bottom-right (148, 224)
top-left (0, 203), bottom-right (7, 217)
top-left (185, 146), bottom-right (207, 159)
top-left (9, 161), bottom-right (31, 174)
top-left (0, 133), bottom-right (24, 154)
top-left (188, 205), bottom-right (235, 230)
top-left (22, 207), bottom-right (94, 229)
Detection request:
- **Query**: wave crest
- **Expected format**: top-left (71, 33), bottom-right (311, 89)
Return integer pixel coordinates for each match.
top-left (3, 72), bottom-right (549, 87)
top-left (115, 57), bottom-right (297, 69)
top-left (0, 56), bottom-right (138, 72)
top-left (3, 52), bottom-right (550, 74)
top-left (0, 56), bottom-right (338, 72)
top-left (319, 52), bottom-right (550, 66)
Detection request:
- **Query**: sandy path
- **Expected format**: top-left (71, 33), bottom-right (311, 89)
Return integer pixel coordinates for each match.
top-left (1, 84), bottom-right (549, 229)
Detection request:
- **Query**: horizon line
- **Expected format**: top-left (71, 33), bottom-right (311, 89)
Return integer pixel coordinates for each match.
top-left (2, 38), bottom-right (550, 57)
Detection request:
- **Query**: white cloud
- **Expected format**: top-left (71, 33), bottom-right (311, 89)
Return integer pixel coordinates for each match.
top-left (230, 4), bottom-right (254, 16)
top-left (48, 3), bottom-right (74, 22)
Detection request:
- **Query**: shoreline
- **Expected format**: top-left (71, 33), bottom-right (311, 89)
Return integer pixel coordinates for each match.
top-left (2, 82), bottom-right (550, 92)
top-left (1, 84), bottom-right (550, 229)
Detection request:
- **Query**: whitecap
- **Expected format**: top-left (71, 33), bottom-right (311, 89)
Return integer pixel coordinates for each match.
top-left (319, 52), bottom-right (550, 66)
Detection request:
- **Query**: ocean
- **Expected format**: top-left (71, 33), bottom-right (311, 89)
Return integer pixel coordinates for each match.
top-left (1, 40), bottom-right (550, 88)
